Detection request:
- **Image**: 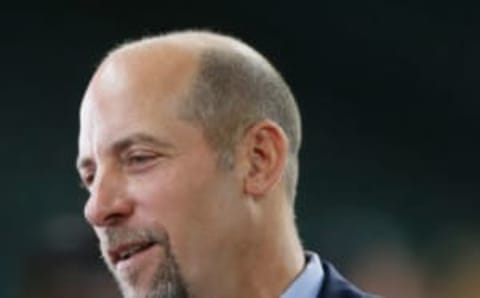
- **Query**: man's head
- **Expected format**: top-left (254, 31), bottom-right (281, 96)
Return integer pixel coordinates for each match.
top-left (76, 30), bottom-right (303, 298)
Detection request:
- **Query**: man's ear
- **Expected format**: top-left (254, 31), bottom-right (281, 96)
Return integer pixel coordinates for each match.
top-left (241, 120), bottom-right (288, 198)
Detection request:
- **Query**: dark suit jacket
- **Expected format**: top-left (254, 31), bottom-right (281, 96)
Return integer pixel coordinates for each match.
top-left (318, 261), bottom-right (378, 298)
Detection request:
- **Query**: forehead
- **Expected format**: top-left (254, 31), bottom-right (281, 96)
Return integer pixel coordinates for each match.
top-left (84, 42), bottom-right (199, 111)
top-left (78, 42), bottom-right (200, 155)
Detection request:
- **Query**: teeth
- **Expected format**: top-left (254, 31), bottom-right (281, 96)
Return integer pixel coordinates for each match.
top-left (119, 246), bottom-right (140, 260)
top-left (118, 243), bottom-right (152, 261)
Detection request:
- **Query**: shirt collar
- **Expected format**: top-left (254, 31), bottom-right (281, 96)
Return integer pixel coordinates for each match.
top-left (281, 251), bottom-right (324, 298)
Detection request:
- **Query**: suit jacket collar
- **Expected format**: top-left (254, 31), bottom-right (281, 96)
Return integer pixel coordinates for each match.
top-left (318, 261), bottom-right (378, 298)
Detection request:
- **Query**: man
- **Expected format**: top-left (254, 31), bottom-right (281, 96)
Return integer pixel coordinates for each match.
top-left (76, 30), bottom-right (376, 298)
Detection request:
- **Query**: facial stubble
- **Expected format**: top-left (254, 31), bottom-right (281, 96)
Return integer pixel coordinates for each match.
top-left (100, 227), bottom-right (191, 298)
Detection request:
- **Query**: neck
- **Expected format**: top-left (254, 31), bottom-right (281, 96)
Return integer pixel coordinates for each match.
top-left (193, 197), bottom-right (305, 298)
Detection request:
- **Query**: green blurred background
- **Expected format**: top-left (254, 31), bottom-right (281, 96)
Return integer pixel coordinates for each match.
top-left (2, 2), bottom-right (480, 298)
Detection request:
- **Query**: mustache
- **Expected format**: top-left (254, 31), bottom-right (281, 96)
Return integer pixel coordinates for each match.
top-left (100, 226), bottom-right (169, 251)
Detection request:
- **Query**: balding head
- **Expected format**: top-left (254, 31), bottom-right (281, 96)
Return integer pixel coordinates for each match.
top-left (78, 30), bottom-right (305, 298)
top-left (103, 30), bottom-right (302, 203)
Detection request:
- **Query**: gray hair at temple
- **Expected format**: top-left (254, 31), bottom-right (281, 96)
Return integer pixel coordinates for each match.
top-left (114, 30), bottom-right (302, 203)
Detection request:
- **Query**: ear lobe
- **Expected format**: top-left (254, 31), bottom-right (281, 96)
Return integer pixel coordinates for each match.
top-left (243, 120), bottom-right (288, 198)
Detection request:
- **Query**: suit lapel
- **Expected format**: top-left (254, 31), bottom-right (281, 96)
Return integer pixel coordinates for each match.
top-left (318, 261), bottom-right (375, 298)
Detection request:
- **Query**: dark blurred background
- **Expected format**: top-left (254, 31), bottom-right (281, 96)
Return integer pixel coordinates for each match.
top-left (2, 2), bottom-right (480, 298)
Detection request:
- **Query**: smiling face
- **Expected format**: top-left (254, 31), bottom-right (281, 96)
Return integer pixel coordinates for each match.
top-left (77, 43), bottom-right (249, 298)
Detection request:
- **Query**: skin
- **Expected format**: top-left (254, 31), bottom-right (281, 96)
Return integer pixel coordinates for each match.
top-left (77, 36), bottom-right (304, 298)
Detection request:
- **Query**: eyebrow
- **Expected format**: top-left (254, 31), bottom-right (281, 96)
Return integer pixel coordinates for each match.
top-left (112, 133), bottom-right (172, 153)
top-left (76, 133), bottom-right (172, 172)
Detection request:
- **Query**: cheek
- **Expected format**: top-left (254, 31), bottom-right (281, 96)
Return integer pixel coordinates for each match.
top-left (130, 160), bottom-right (233, 255)
top-left (127, 159), bottom-right (225, 236)
top-left (127, 167), bottom-right (192, 221)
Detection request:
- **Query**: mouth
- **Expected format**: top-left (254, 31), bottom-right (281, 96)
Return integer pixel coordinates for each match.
top-left (109, 241), bottom-right (157, 265)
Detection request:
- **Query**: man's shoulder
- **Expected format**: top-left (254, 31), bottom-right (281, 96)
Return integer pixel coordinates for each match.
top-left (318, 260), bottom-right (379, 298)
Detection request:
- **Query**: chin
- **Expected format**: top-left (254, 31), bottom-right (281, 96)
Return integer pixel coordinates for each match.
top-left (114, 254), bottom-right (191, 298)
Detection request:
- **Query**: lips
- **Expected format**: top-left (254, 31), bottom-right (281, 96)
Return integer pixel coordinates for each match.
top-left (109, 241), bottom-right (156, 265)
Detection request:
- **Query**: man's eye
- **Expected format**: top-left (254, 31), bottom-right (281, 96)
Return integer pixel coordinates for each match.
top-left (127, 154), bottom-right (156, 166)
top-left (80, 173), bottom-right (94, 189)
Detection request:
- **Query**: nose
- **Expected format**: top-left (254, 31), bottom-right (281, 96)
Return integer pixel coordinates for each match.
top-left (84, 168), bottom-right (134, 227)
